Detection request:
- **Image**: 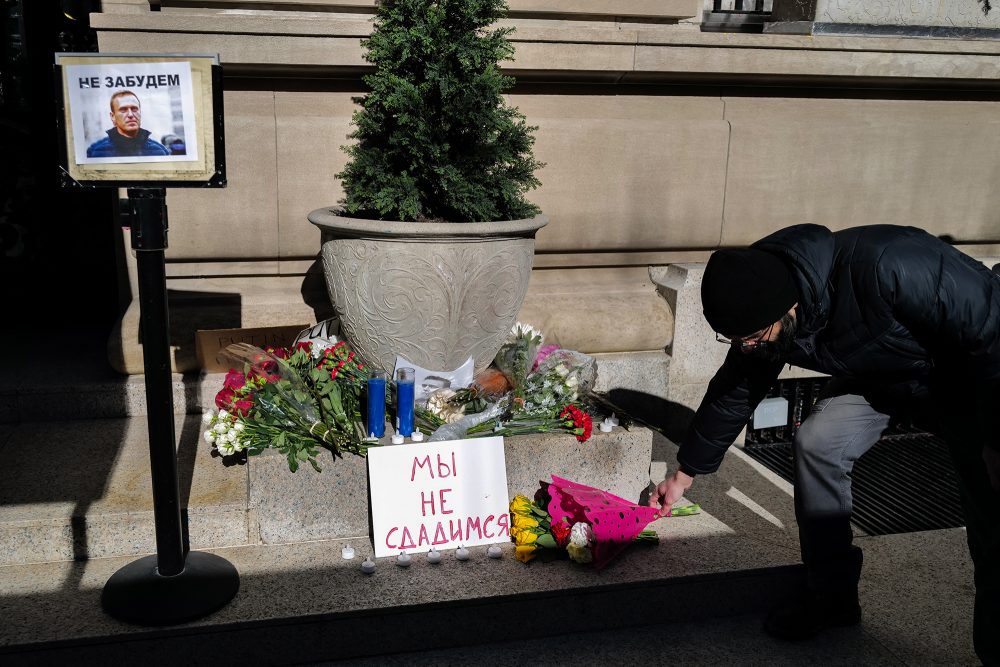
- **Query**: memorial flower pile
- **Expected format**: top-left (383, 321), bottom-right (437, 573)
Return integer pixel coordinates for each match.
top-left (509, 476), bottom-right (688, 569)
top-left (209, 341), bottom-right (376, 472)
top-left (418, 323), bottom-right (599, 442)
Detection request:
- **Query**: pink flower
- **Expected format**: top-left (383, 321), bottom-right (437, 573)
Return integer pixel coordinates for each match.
top-left (533, 344), bottom-right (560, 371)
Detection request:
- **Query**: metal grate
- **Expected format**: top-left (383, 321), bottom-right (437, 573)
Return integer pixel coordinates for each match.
top-left (744, 379), bottom-right (966, 536)
top-left (701, 0), bottom-right (773, 33)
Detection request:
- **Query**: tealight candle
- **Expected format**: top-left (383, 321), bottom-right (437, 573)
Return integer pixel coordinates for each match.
top-left (411, 430), bottom-right (424, 442)
top-left (396, 550), bottom-right (412, 567)
top-left (361, 557), bottom-right (376, 574)
top-left (341, 544), bottom-right (355, 560)
top-left (487, 545), bottom-right (502, 559)
top-left (455, 545), bottom-right (470, 561)
top-left (599, 418), bottom-right (614, 433)
top-left (609, 413), bottom-right (620, 426)
top-left (426, 547), bottom-right (441, 564)
top-left (391, 434), bottom-right (405, 445)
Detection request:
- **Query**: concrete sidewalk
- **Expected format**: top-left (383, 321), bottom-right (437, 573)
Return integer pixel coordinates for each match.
top-left (318, 528), bottom-right (978, 667)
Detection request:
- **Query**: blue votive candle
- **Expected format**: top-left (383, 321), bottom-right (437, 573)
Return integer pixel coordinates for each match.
top-left (396, 367), bottom-right (415, 437)
top-left (366, 371), bottom-right (387, 438)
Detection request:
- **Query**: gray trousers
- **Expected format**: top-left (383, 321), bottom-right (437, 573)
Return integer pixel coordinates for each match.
top-left (793, 379), bottom-right (1000, 665)
top-left (793, 385), bottom-right (891, 520)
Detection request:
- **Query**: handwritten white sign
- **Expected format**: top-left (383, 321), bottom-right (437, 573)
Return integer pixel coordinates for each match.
top-left (367, 436), bottom-right (509, 558)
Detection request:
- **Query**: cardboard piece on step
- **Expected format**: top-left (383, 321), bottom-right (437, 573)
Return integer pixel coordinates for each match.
top-left (196, 325), bottom-right (308, 372)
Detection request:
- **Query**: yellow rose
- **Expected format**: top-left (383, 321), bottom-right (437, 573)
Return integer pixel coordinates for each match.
top-left (513, 529), bottom-right (538, 546)
top-left (510, 495), bottom-right (533, 516)
top-left (512, 514), bottom-right (539, 530)
top-left (515, 544), bottom-right (538, 563)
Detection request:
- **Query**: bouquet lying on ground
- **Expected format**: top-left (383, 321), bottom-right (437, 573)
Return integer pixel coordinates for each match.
top-left (205, 341), bottom-right (377, 472)
top-left (510, 475), bottom-right (700, 569)
top-left (418, 323), bottom-right (601, 442)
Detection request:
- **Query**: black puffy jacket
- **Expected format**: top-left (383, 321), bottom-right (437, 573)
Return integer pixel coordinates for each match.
top-left (678, 224), bottom-right (1000, 475)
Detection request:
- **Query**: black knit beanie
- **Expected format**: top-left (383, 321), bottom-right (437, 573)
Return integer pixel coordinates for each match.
top-left (701, 248), bottom-right (798, 338)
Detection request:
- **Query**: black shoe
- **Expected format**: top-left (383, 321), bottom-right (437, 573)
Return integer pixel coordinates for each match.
top-left (763, 590), bottom-right (862, 641)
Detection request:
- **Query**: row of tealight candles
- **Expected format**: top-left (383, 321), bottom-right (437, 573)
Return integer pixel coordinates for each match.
top-left (340, 544), bottom-right (503, 574)
top-left (366, 367), bottom-right (421, 443)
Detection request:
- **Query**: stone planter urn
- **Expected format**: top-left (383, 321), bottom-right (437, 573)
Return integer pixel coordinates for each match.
top-left (308, 208), bottom-right (548, 375)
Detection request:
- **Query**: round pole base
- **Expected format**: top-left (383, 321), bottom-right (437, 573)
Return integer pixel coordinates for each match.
top-left (101, 551), bottom-right (240, 626)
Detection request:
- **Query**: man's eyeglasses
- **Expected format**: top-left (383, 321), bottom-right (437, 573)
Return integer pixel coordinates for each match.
top-left (715, 322), bottom-right (775, 353)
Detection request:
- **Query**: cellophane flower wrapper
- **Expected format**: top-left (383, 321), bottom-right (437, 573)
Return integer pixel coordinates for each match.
top-left (427, 401), bottom-right (505, 442)
top-left (520, 349), bottom-right (596, 411)
top-left (493, 324), bottom-right (544, 405)
top-left (546, 475), bottom-right (660, 570)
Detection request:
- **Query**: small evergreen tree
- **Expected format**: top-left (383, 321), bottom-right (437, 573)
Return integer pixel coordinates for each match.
top-left (337, 0), bottom-right (543, 222)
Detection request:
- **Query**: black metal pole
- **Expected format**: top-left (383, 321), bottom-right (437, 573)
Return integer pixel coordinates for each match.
top-left (102, 188), bottom-right (239, 626)
top-left (130, 187), bottom-right (185, 576)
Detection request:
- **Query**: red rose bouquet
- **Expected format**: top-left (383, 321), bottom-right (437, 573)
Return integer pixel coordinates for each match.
top-left (205, 341), bottom-right (376, 472)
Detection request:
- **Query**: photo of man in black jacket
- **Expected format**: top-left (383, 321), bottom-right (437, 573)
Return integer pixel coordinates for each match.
top-left (85, 90), bottom-right (170, 158)
top-left (649, 224), bottom-right (1000, 665)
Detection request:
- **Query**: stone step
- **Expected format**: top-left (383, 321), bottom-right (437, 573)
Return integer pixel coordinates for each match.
top-left (0, 415), bottom-right (821, 664)
top-left (0, 415), bottom-right (249, 567)
top-left (0, 528), bottom-right (804, 666)
top-left (0, 415), bottom-right (655, 566)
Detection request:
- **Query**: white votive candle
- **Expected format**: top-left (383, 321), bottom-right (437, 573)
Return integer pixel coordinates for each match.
top-left (426, 547), bottom-right (441, 564)
top-left (361, 557), bottom-right (376, 574)
top-left (487, 545), bottom-right (502, 559)
top-left (455, 545), bottom-right (470, 561)
top-left (411, 430), bottom-right (424, 442)
top-left (341, 544), bottom-right (355, 560)
top-left (396, 551), bottom-right (412, 567)
top-left (391, 434), bottom-right (405, 445)
top-left (599, 418), bottom-right (614, 433)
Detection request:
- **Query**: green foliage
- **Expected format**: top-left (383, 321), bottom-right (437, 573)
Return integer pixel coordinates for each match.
top-left (338, 0), bottom-right (543, 222)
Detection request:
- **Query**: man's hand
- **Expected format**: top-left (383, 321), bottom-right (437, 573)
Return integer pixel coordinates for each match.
top-left (984, 446), bottom-right (1000, 493)
top-left (649, 470), bottom-right (695, 518)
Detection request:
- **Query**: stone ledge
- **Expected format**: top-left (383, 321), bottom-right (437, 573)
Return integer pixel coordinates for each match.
top-left (250, 427), bottom-right (654, 545)
top-left (92, 11), bottom-right (1000, 54)
top-left (158, 0), bottom-right (701, 21)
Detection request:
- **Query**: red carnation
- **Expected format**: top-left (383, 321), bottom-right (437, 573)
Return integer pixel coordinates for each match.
top-left (560, 405), bottom-right (593, 443)
top-left (295, 341), bottom-right (313, 353)
top-left (550, 520), bottom-right (572, 548)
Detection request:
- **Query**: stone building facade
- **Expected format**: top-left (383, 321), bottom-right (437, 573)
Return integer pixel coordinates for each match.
top-left (95, 1), bottom-right (1000, 392)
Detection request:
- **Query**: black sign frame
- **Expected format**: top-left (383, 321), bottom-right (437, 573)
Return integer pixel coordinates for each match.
top-left (54, 53), bottom-right (226, 189)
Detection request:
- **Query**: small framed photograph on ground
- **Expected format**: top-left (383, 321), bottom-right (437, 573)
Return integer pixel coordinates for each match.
top-left (55, 53), bottom-right (224, 188)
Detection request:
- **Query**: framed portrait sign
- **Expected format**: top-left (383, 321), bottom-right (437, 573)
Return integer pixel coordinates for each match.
top-left (54, 53), bottom-right (225, 188)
